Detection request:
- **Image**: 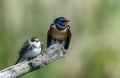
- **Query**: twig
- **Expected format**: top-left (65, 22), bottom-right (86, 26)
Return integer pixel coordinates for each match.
top-left (0, 44), bottom-right (66, 78)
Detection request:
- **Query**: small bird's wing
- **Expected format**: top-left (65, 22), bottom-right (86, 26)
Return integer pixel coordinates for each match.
top-left (19, 40), bottom-right (31, 58)
top-left (64, 27), bottom-right (72, 49)
top-left (47, 24), bottom-right (54, 48)
top-left (15, 40), bottom-right (31, 64)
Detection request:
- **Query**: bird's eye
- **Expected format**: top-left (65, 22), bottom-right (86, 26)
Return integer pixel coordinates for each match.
top-left (31, 39), bottom-right (35, 42)
top-left (63, 20), bottom-right (69, 22)
top-left (36, 40), bottom-right (39, 42)
top-left (61, 20), bottom-right (65, 23)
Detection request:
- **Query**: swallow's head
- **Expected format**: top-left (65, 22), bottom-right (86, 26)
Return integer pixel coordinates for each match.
top-left (54, 17), bottom-right (70, 26)
top-left (30, 37), bottom-right (41, 48)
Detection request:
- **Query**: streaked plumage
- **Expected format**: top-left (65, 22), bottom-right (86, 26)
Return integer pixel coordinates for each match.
top-left (47, 17), bottom-right (71, 49)
top-left (15, 37), bottom-right (43, 64)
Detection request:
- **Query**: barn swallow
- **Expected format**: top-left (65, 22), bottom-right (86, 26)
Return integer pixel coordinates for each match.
top-left (47, 17), bottom-right (71, 49)
top-left (15, 37), bottom-right (43, 64)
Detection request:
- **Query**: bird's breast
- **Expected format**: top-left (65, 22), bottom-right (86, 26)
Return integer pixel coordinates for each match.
top-left (51, 26), bottom-right (68, 40)
top-left (25, 48), bottom-right (41, 58)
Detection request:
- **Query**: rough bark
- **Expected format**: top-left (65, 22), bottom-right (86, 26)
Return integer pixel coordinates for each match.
top-left (0, 44), bottom-right (66, 78)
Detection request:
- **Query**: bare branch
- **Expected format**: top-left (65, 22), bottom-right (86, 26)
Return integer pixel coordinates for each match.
top-left (0, 44), bottom-right (67, 78)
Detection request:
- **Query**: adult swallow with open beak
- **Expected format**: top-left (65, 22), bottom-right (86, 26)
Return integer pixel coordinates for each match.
top-left (15, 37), bottom-right (43, 64)
top-left (47, 17), bottom-right (71, 49)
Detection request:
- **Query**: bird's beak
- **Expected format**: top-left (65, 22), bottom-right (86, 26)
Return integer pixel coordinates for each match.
top-left (66, 20), bottom-right (70, 22)
top-left (41, 42), bottom-right (44, 45)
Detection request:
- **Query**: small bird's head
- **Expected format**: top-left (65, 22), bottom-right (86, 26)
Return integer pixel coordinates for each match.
top-left (30, 37), bottom-right (41, 48)
top-left (54, 17), bottom-right (70, 26)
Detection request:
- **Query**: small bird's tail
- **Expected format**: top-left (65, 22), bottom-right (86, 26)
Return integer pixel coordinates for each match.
top-left (15, 57), bottom-right (24, 65)
top-left (14, 56), bottom-right (24, 78)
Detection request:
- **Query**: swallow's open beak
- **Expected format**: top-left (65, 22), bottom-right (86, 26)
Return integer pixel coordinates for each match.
top-left (66, 20), bottom-right (70, 22)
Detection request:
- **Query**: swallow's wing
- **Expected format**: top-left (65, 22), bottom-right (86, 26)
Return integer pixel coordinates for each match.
top-left (19, 40), bottom-right (31, 58)
top-left (64, 27), bottom-right (72, 49)
top-left (15, 40), bottom-right (31, 64)
top-left (47, 24), bottom-right (54, 48)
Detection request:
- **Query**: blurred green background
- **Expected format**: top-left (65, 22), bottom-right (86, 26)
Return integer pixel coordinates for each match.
top-left (0, 0), bottom-right (120, 78)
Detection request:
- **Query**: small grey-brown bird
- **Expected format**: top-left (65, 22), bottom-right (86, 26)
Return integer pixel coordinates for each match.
top-left (15, 37), bottom-right (43, 64)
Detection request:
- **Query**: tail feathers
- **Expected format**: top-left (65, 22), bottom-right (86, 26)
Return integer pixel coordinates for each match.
top-left (15, 57), bottom-right (25, 65)
top-left (64, 43), bottom-right (68, 49)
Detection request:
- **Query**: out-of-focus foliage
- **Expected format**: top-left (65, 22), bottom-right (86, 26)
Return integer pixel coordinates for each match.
top-left (0, 0), bottom-right (120, 78)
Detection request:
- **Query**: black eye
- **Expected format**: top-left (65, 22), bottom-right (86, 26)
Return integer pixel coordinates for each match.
top-left (35, 40), bottom-right (39, 42)
top-left (61, 20), bottom-right (65, 22)
top-left (31, 39), bottom-right (35, 42)
top-left (62, 20), bottom-right (69, 22)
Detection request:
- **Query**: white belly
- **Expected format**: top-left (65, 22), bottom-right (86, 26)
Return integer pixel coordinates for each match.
top-left (24, 48), bottom-right (41, 58)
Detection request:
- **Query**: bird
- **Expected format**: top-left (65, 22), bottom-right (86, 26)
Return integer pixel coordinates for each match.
top-left (47, 17), bottom-right (71, 49)
top-left (15, 37), bottom-right (43, 64)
